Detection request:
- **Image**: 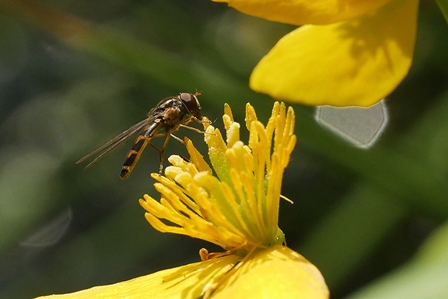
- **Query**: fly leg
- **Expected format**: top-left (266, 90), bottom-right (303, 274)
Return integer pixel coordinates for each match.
top-left (147, 133), bottom-right (171, 174)
top-left (149, 116), bottom-right (211, 174)
top-left (178, 124), bottom-right (206, 134)
top-left (147, 130), bottom-right (189, 174)
top-left (168, 134), bottom-right (191, 163)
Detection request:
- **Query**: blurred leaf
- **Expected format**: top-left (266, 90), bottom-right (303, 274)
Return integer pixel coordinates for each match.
top-left (299, 184), bottom-right (407, 289)
top-left (0, 0), bottom-right (251, 110)
top-left (435, 0), bottom-right (448, 23)
top-left (0, 150), bottom-right (59, 252)
top-left (345, 221), bottom-right (448, 299)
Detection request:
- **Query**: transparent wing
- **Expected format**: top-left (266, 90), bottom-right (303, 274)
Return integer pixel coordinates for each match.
top-left (76, 118), bottom-right (149, 168)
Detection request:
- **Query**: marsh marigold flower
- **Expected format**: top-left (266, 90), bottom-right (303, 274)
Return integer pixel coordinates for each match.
top-left (36, 102), bottom-right (329, 299)
top-left (214, 0), bottom-right (420, 107)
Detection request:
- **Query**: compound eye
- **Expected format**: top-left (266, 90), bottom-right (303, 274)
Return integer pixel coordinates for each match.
top-left (179, 92), bottom-right (201, 119)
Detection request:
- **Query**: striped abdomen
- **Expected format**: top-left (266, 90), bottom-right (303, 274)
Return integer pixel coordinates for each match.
top-left (120, 121), bottom-right (161, 179)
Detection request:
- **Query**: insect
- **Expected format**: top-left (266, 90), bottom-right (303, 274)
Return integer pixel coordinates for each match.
top-left (77, 92), bottom-right (204, 178)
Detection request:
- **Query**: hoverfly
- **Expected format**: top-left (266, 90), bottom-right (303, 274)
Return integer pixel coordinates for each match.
top-left (77, 92), bottom-right (204, 178)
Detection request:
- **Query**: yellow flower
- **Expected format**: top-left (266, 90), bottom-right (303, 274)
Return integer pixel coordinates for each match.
top-left (36, 102), bottom-right (329, 299)
top-left (214, 0), bottom-right (420, 107)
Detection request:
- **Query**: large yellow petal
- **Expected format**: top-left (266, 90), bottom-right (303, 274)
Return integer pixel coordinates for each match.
top-left (250, 0), bottom-right (418, 107)
top-left (35, 246), bottom-right (328, 299)
top-left (213, 245), bottom-right (329, 299)
top-left (35, 255), bottom-right (240, 299)
top-left (213, 0), bottom-right (391, 25)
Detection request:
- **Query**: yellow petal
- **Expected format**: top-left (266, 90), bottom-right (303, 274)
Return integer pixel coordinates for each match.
top-left (36, 255), bottom-right (240, 299)
top-left (36, 246), bottom-right (328, 299)
top-left (213, 0), bottom-right (391, 25)
top-left (212, 245), bottom-right (329, 299)
top-left (250, 0), bottom-right (418, 107)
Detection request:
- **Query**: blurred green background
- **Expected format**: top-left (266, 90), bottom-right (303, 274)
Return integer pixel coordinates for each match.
top-left (0, 0), bottom-right (447, 298)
